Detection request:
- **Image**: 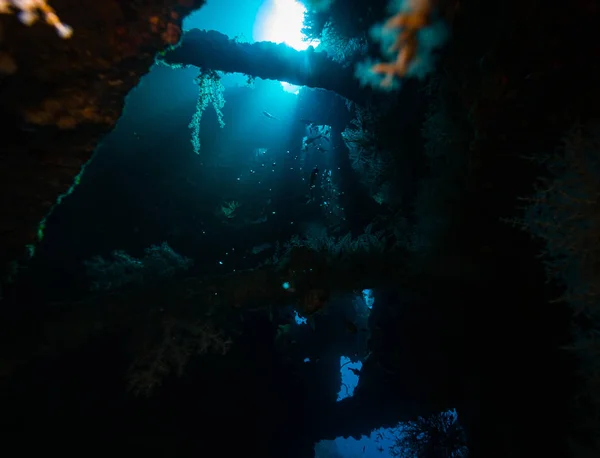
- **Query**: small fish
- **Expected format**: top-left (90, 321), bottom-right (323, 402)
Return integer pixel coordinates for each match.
top-left (262, 111), bottom-right (278, 120)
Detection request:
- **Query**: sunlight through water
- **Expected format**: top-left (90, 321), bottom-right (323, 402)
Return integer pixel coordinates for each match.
top-left (255, 0), bottom-right (320, 93)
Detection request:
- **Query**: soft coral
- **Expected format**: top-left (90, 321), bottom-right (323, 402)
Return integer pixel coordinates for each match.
top-left (0, 0), bottom-right (72, 38)
top-left (355, 0), bottom-right (448, 90)
top-left (371, 0), bottom-right (432, 88)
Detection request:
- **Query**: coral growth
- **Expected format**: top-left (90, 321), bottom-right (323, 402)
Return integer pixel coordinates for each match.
top-left (188, 69), bottom-right (226, 154)
top-left (342, 103), bottom-right (392, 200)
top-left (355, 0), bottom-right (448, 90)
top-left (127, 318), bottom-right (232, 396)
top-left (509, 122), bottom-right (600, 454)
top-left (84, 242), bottom-right (193, 292)
top-left (285, 224), bottom-right (386, 262)
top-left (218, 200), bottom-right (240, 219)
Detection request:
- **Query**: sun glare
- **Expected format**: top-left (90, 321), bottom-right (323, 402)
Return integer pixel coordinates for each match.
top-left (255, 0), bottom-right (319, 93)
top-left (262, 0), bottom-right (314, 51)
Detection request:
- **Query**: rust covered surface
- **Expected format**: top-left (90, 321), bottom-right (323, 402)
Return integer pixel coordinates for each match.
top-left (0, 0), bottom-right (205, 283)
